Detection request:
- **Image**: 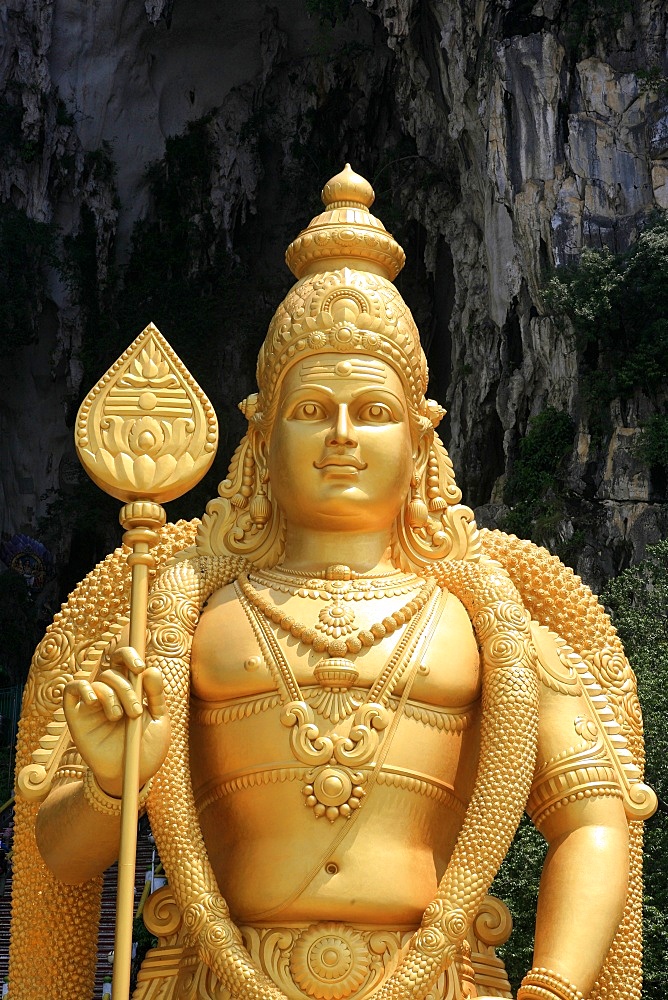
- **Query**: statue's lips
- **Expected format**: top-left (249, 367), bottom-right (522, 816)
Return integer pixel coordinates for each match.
top-left (313, 456), bottom-right (368, 471)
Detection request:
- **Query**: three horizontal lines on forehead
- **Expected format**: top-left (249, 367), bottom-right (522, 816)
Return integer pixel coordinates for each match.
top-left (299, 358), bottom-right (388, 383)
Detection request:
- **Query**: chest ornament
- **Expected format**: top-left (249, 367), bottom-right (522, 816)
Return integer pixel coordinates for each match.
top-left (240, 564), bottom-right (432, 658)
top-left (235, 568), bottom-right (442, 821)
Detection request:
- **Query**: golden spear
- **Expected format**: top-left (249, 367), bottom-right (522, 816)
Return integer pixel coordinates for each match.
top-left (74, 323), bottom-right (218, 1000)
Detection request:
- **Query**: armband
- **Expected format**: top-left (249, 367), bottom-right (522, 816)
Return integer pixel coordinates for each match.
top-left (527, 717), bottom-right (622, 831)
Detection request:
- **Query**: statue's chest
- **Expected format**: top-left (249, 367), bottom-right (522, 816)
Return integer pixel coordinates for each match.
top-left (190, 584), bottom-right (481, 712)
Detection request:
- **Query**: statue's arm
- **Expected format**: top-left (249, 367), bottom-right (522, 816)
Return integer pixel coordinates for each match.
top-left (35, 760), bottom-right (124, 882)
top-left (35, 647), bottom-right (171, 883)
top-left (522, 648), bottom-right (629, 998)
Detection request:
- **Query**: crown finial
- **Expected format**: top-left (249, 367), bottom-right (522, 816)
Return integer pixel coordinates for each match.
top-left (321, 163), bottom-right (375, 210)
top-left (285, 163), bottom-right (405, 281)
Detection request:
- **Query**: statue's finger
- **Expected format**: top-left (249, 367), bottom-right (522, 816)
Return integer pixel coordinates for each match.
top-left (90, 680), bottom-right (124, 722)
top-left (142, 667), bottom-right (167, 720)
top-left (96, 670), bottom-right (143, 719)
top-left (63, 679), bottom-right (98, 715)
top-left (109, 645), bottom-right (145, 676)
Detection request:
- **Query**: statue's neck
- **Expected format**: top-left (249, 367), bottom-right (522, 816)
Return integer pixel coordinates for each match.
top-left (280, 526), bottom-right (395, 575)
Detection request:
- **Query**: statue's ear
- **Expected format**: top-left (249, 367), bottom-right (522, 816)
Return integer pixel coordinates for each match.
top-left (250, 424), bottom-right (269, 473)
top-left (413, 428), bottom-right (432, 484)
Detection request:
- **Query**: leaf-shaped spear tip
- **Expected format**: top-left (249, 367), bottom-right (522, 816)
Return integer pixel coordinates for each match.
top-left (75, 321), bottom-right (218, 504)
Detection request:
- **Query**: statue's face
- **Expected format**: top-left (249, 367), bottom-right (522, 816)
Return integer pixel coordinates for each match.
top-left (266, 353), bottom-right (415, 533)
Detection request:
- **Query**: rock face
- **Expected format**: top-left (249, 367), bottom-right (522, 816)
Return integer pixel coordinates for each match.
top-left (1, 0), bottom-right (667, 594)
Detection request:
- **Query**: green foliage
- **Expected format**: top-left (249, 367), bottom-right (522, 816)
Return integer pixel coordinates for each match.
top-left (562, 0), bottom-right (632, 54)
top-left (637, 66), bottom-right (668, 96)
top-left (546, 215), bottom-right (668, 444)
top-left (131, 914), bottom-right (157, 992)
top-left (55, 98), bottom-right (75, 128)
top-left (501, 407), bottom-right (576, 556)
top-left (637, 414), bottom-right (668, 471)
top-left (83, 141), bottom-right (118, 187)
top-left (0, 203), bottom-right (56, 353)
top-left (492, 815), bottom-right (547, 993)
top-left (601, 541), bottom-right (668, 998)
top-left (504, 408), bottom-right (575, 505)
top-left (491, 543), bottom-right (668, 995)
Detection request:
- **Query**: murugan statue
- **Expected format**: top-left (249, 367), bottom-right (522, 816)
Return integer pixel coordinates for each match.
top-left (8, 166), bottom-right (656, 1000)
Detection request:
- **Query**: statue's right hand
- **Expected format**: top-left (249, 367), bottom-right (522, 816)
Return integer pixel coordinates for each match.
top-left (63, 647), bottom-right (171, 799)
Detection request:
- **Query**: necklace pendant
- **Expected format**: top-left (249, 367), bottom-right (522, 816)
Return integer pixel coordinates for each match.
top-left (314, 657), bottom-right (359, 689)
top-left (303, 766), bottom-right (367, 822)
top-left (311, 658), bottom-right (361, 723)
top-left (314, 602), bottom-right (357, 638)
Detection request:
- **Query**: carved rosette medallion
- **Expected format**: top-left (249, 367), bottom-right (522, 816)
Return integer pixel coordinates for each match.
top-left (315, 602), bottom-right (357, 638)
top-left (303, 765), bottom-right (366, 821)
top-left (75, 322), bottom-right (218, 503)
top-left (290, 923), bottom-right (371, 1000)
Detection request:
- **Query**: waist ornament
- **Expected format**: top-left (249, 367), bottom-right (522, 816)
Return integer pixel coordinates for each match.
top-left (137, 889), bottom-right (514, 1000)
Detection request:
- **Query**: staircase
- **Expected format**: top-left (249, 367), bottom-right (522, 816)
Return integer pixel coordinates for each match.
top-left (0, 862), bottom-right (9, 993)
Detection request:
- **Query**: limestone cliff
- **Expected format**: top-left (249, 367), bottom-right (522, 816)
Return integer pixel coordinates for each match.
top-left (1, 0), bottom-right (667, 607)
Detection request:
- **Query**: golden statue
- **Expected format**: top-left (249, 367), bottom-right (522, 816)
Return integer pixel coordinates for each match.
top-left (8, 166), bottom-right (656, 1000)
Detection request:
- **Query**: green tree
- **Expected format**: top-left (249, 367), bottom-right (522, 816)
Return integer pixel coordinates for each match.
top-left (602, 540), bottom-right (668, 998)
top-left (546, 215), bottom-right (668, 468)
top-left (501, 406), bottom-right (577, 561)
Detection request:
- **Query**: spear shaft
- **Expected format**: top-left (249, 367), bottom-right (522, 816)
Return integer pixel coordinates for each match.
top-left (112, 511), bottom-right (163, 1000)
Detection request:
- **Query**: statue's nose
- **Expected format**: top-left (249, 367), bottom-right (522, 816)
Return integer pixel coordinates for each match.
top-left (327, 403), bottom-right (357, 447)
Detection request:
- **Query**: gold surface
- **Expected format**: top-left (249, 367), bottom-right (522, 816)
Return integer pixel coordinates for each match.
top-left (10, 168), bottom-right (654, 1000)
top-left (75, 322), bottom-right (218, 503)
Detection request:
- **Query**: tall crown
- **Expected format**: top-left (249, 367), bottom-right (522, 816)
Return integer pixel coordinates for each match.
top-left (255, 165), bottom-right (427, 415)
top-left (285, 163), bottom-right (406, 280)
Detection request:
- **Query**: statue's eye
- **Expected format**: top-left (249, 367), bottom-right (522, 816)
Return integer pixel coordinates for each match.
top-left (294, 401), bottom-right (326, 420)
top-left (358, 402), bottom-right (393, 423)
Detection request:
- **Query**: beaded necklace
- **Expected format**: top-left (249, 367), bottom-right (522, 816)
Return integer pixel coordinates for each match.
top-left (237, 568), bottom-right (434, 658)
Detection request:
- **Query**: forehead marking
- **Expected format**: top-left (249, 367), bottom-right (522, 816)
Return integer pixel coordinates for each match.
top-left (299, 358), bottom-right (388, 383)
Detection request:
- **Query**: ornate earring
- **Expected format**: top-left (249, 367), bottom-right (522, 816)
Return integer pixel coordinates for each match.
top-left (407, 475), bottom-right (429, 529)
top-left (250, 468), bottom-right (272, 527)
top-left (232, 448), bottom-right (255, 510)
top-left (426, 447), bottom-right (447, 512)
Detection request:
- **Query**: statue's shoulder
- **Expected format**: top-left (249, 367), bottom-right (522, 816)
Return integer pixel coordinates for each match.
top-left (199, 576), bottom-right (245, 617)
top-left (151, 541), bottom-right (250, 606)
